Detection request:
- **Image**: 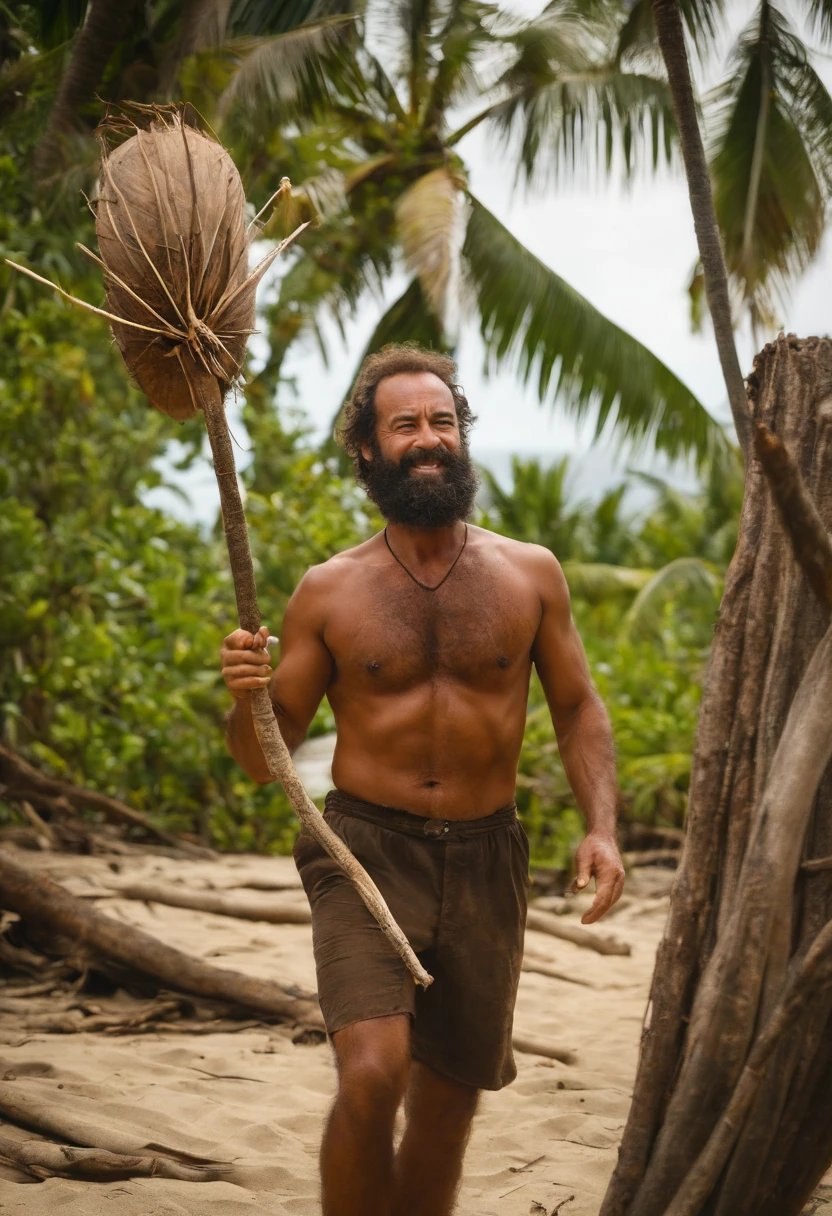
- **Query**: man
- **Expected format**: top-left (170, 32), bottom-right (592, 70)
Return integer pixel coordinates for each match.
top-left (221, 344), bottom-right (624, 1216)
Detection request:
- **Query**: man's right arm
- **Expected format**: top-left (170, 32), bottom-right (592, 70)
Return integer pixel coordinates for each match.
top-left (221, 570), bottom-right (334, 784)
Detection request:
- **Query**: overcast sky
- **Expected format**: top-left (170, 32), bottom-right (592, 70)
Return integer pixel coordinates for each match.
top-left (145, 0), bottom-right (832, 523)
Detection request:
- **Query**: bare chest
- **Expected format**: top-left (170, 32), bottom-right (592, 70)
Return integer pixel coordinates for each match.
top-left (323, 556), bottom-right (541, 690)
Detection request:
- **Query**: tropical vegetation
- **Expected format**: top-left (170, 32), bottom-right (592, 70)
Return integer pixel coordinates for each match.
top-left (0, 0), bottom-right (825, 865)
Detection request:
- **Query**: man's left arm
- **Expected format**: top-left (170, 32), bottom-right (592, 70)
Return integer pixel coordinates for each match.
top-left (529, 547), bottom-right (625, 924)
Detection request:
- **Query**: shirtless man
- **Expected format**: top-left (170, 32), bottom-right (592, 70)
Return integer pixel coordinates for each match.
top-left (221, 344), bottom-right (624, 1216)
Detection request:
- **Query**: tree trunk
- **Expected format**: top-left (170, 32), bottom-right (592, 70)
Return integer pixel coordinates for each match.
top-left (33, 0), bottom-right (144, 178)
top-left (651, 0), bottom-right (751, 458)
top-left (600, 335), bottom-right (832, 1216)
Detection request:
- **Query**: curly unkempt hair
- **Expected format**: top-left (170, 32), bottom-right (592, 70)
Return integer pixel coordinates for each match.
top-left (339, 344), bottom-right (476, 478)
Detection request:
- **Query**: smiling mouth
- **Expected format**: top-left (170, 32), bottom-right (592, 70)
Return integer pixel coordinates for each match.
top-left (411, 462), bottom-right (442, 474)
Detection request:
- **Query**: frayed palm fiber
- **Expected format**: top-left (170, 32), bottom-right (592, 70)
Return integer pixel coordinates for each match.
top-left (91, 107), bottom-right (282, 421)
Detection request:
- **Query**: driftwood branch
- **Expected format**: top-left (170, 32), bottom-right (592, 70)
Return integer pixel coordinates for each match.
top-left (0, 745), bottom-right (209, 857)
top-left (753, 421), bottom-right (832, 610)
top-left (512, 1034), bottom-right (577, 1065)
top-left (801, 855), bottom-right (832, 873)
top-left (525, 908), bottom-right (631, 956)
top-left (114, 881), bottom-right (312, 923)
top-left (0, 1134), bottom-right (231, 1182)
top-left (0, 852), bottom-right (322, 1028)
top-left (521, 958), bottom-right (596, 988)
top-left (0, 1077), bottom-right (225, 1161)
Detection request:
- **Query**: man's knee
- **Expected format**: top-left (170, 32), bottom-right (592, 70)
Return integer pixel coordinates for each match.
top-left (333, 1015), bottom-right (411, 1121)
top-left (407, 1063), bottom-right (479, 1134)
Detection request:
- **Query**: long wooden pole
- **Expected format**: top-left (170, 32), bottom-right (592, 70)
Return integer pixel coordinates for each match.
top-left (195, 368), bottom-right (432, 989)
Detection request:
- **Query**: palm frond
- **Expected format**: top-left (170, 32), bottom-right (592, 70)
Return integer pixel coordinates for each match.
top-left (329, 277), bottom-right (445, 436)
top-left (491, 65), bottom-right (676, 184)
top-left (561, 561), bottom-right (654, 602)
top-left (620, 557), bottom-right (720, 639)
top-left (616, 0), bottom-right (726, 59)
top-left (286, 168), bottom-right (349, 221)
top-left (804, 0), bottom-right (832, 42)
top-left (462, 195), bottom-right (724, 468)
top-left (217, 16), bottom-right (357, 119)
top-left (708, 1), bottom-right (832, 329)
top-left (254, 225), bottom-right (393, 393)
top-left (422, 0), bottom-right (501, 127)
top-left (480, 454), bottom-right (588, 555)
top-left (395, 166), bottom-right (466, 331)
top-left (231, 0), bottom-right (362, 37)
top-left (400, 0), bottom-right (436, 115)
top-left (480, 0), bottom-right (676, 183)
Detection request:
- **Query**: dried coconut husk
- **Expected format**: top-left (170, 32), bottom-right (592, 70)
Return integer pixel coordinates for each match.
top-left (91, 106), bottom-right (286, 420)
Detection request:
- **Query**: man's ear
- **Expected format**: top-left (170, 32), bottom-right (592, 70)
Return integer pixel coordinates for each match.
top-left (360, 443), bottom-right (373, 463)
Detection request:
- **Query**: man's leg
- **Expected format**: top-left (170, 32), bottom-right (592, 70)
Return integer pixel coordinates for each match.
top-left (392, 1060), bottom-right (479, 1216)
top-left (322, 1013), bottom-right (411, 1216)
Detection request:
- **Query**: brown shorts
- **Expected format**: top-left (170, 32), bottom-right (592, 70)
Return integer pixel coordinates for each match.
top-left (292, 789), bottom-right (530, 1092)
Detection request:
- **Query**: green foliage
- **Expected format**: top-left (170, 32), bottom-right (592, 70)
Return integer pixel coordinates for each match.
top-left (708, 1), bottom-right (832, 331)
top-left (518, 619), bottom-right (706, 864)
top-left (0, 122), bottom-right (377, 853)
top-left (0, 0), bottom-right (753, 869)
top-left (481, 451), bottom-right (737, 861)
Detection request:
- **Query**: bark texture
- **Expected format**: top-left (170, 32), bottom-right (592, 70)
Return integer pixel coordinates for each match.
top-left (601, 335), bottom-right (832, 1216)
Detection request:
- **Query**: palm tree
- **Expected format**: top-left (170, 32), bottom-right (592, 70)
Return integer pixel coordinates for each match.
top-left (27, 0), bottom-right (359, 178)
top-left (222, 0), bottom-right (723, 467)
top-left (650, 0), bottom-right (751, 456)
top-left (614, 0), bottom-right (832, 447)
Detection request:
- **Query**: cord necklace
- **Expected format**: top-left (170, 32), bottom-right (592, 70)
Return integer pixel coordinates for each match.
top-left (384, 524), bottom-right (468, 592)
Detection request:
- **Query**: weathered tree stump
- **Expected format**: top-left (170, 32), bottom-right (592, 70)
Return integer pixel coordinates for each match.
top-left (601, 336), bottom-right (832, 1216)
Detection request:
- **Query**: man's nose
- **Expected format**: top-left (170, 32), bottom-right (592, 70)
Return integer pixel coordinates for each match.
top-left (413, 422), bottom-right (442, 447)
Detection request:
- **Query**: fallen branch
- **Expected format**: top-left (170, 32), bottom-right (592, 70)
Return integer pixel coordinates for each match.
top-left (753, 421), bottom-right (832, 610)
top-left (0, 1077), bottom-right (225, 1160)
top-left (0, 745), bottom-right (210, 857)
top-left (0, 852), bottom-right (323, 1028)
top-left (801, 855), bottom-right (832, 873)
top-left (521, 958), bottom-right (595, 988)
top-left (114, 881), bottom-right (312, 924)
top-left (0, 1134), bottom-right (231, 1182)
top-left (512, 1034), bottom-right (577, 1065)
top-left (526, 909), bottom-right (631, 956)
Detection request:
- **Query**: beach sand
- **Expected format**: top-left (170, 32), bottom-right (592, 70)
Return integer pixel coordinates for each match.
top-left (0, 847), bottom-right (828, 1216)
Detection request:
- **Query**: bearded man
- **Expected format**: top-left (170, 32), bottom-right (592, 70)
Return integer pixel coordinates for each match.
top-left (221, 344), bottom-right (624, 1216)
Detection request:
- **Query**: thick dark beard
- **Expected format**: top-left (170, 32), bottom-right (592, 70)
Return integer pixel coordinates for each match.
top-left (360, 442), bottom-right (479, 528)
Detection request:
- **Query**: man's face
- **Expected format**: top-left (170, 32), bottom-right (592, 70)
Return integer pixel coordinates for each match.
top-left (359, 372), bottom-right (478, 527)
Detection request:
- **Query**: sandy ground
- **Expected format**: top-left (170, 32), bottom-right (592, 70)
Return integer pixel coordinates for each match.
top-left (0, 847), bottom-right (828, 1216)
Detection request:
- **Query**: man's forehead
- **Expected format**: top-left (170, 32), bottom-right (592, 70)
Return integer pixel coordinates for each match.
top-left (374, 372), bottom-right (455, 415)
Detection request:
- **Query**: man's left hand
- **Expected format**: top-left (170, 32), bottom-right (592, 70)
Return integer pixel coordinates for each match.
top-left (573, 832), bottom-right (625, 924)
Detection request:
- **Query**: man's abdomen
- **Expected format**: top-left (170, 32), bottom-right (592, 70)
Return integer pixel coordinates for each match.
top-left (328, 680), bottom-right (530, 819)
